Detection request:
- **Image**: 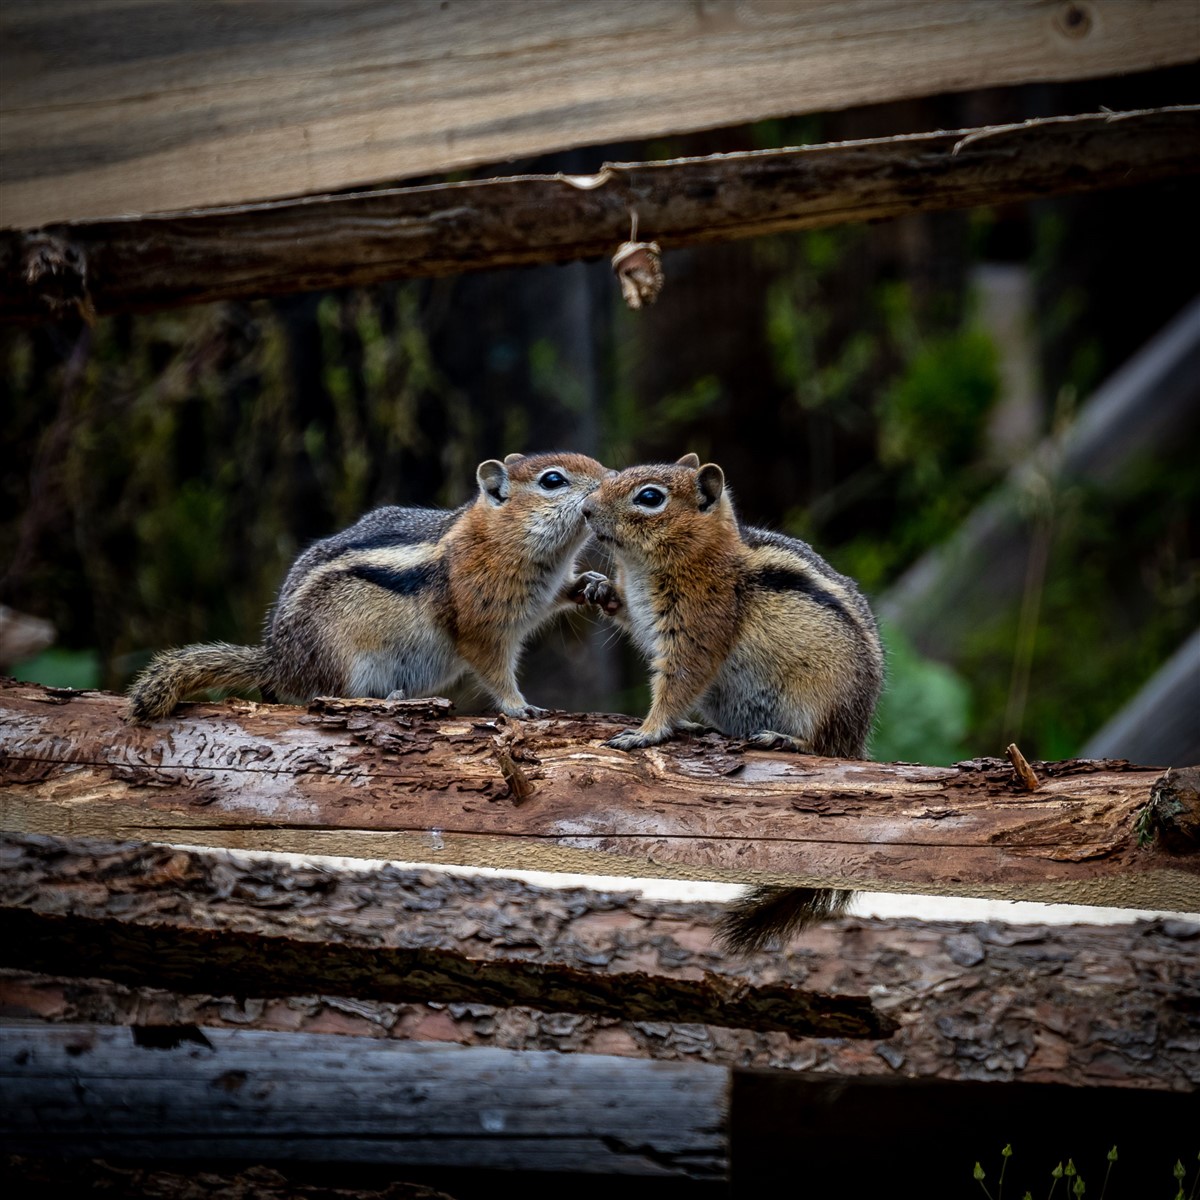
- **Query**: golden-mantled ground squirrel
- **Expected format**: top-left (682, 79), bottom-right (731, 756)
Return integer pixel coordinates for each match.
top-left (128, 452), bottom-right (610, 721)
top-left (581, 453), bottom-right (884, 952)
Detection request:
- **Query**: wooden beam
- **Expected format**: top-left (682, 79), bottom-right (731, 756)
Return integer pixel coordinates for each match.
top-left (4, 1), bottom-right (1196, 228)
top-left (2, 681), bottom-right (1196, 908)
top-left (3, 842), bottom-right (1196, 1091)
top-left (0, 832), bottom-right (889, 1040)
top-left (3, 106), bottom-right (1197, 323)
top-left (0, 1023), bottom-right (729, 1178)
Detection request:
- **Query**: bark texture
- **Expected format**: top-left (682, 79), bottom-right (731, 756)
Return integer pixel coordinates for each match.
top-left (0, 832), bottom-right (888, 1039)
top-left (1, 681), bottom-right (1195, 908)
top-left (2, 107), bottom-right (1198, 321)
top-left (2, 834), bottom-right (1197, 1091)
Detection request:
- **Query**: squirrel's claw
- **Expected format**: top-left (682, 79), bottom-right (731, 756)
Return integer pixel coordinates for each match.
top-left (747, 729), bottom-right (813, 753)
top-left (606, 726), bottom-right (672, 751)
top-left (580, 573), bottom-right (623, 614)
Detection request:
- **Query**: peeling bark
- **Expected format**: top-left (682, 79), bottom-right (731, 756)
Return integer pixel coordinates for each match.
top-left (1, 834), bottom-right (1197, 1091)
top-left (1, 681), bottom-right (1194, 909)
top-left (0, 832), bottom-right (888, 1039)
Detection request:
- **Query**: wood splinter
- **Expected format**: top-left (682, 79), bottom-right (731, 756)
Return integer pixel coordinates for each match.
top-left (492, 725), bottom-right (539, 805)
top-left (1007, 742), bottom-right (1041, 792)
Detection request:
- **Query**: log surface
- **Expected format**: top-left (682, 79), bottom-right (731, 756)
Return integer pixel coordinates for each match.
top-left (2, 834), bottom-right (1197, 1091)
top-left (4, 0), bottom-right (1195, 227)
top-left (3, 107), bottom-right (1198, 322)
top-left (0, 1023), bottom-right (729, 1178)
top-left (1, 681), bottom-right (1195, 909)
top-left (0, 832), bottom-right (889, 1040)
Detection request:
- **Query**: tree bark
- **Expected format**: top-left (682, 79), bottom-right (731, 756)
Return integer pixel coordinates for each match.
top-left (2, 833), bottom-right (1197, 1091)
top-left (3, 107), bottom-right (1198, 322)
top-left (1, 681), bottom-right (1195, 909)
top-left (0, 831), bottom-right (888, 1040)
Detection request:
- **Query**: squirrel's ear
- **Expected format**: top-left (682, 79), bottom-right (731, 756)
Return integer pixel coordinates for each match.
top-left (503, 453), bottom-right (525, 465)
top-left (476, 460), bottom-right (511, 506)
top-left (696, 463), bottom-right (724, 512)
top-left (676, 453), bottom-right (700, 469)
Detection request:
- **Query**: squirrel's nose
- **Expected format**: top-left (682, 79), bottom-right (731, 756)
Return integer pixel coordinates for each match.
top-left (582, 497), bottom-right (596, 519)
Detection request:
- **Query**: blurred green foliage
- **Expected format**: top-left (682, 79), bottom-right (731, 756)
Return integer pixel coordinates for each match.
top-left (960, 449), bottom-right (1199, 756)
top-left (1, 163), bottom-right (1195, 764)
top-left (872, 623), bottom-right (972, 766)
top-left (10, 647), bottom-right (101, 690)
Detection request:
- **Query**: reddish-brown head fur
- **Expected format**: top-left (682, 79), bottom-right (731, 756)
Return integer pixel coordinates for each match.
top-left (583, 453), bottom-right (740, 566)
top-left (448, 451), bottom-right (610, 628)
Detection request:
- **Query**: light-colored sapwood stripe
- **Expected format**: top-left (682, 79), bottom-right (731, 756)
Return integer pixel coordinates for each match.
top-left (164, 844), bottom-right (1200, 925)
top-left (2, 0), bottom-right (1197, 226)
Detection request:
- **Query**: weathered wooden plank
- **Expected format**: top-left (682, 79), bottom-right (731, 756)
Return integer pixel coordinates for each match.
top-left (1, 681), bottom-right (1196, 908)
top-left (0, 1023), bottom-right (729, 1178)
top-left (4, 1), bottom-right (1196, 228)
top-left (0, 832), bottom-right (889, 1040)
top-left (3, 858), bottom-right (1196, 1092)
top-left (4, 106), bottom-right (1198, 322)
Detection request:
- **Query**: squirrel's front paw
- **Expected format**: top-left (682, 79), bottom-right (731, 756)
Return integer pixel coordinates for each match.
top-left (606, 726), bottom-right (672, 751)
top-left (577, 572), bottom-right (622, 615)
top-left (501, 702), bottom-right (548, 720)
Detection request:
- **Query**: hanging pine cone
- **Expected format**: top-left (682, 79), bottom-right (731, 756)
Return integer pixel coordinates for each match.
top-left (611, 213), bottom-right (663, 310)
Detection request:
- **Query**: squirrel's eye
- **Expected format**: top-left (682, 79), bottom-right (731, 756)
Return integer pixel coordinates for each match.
top-left (539, 471), bottom-right (569, 490)
top-left (633, 487), bottom-right (667, 509)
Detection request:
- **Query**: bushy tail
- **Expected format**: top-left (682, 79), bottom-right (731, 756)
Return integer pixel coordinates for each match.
top-left (716, 885), bottom-right (853, 955)
top-left (127, 642), bottom-right (274, 722)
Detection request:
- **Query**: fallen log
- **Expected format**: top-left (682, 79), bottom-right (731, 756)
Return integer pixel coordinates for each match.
top-left (3, 107), bottom-right (1198, 322)
top-left (1, 680), bottom-right (1195, 909)
top-left (0, 832), bottom-right (887, 1040)
top-left (2, 835), bottom-right (1198, 1091)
